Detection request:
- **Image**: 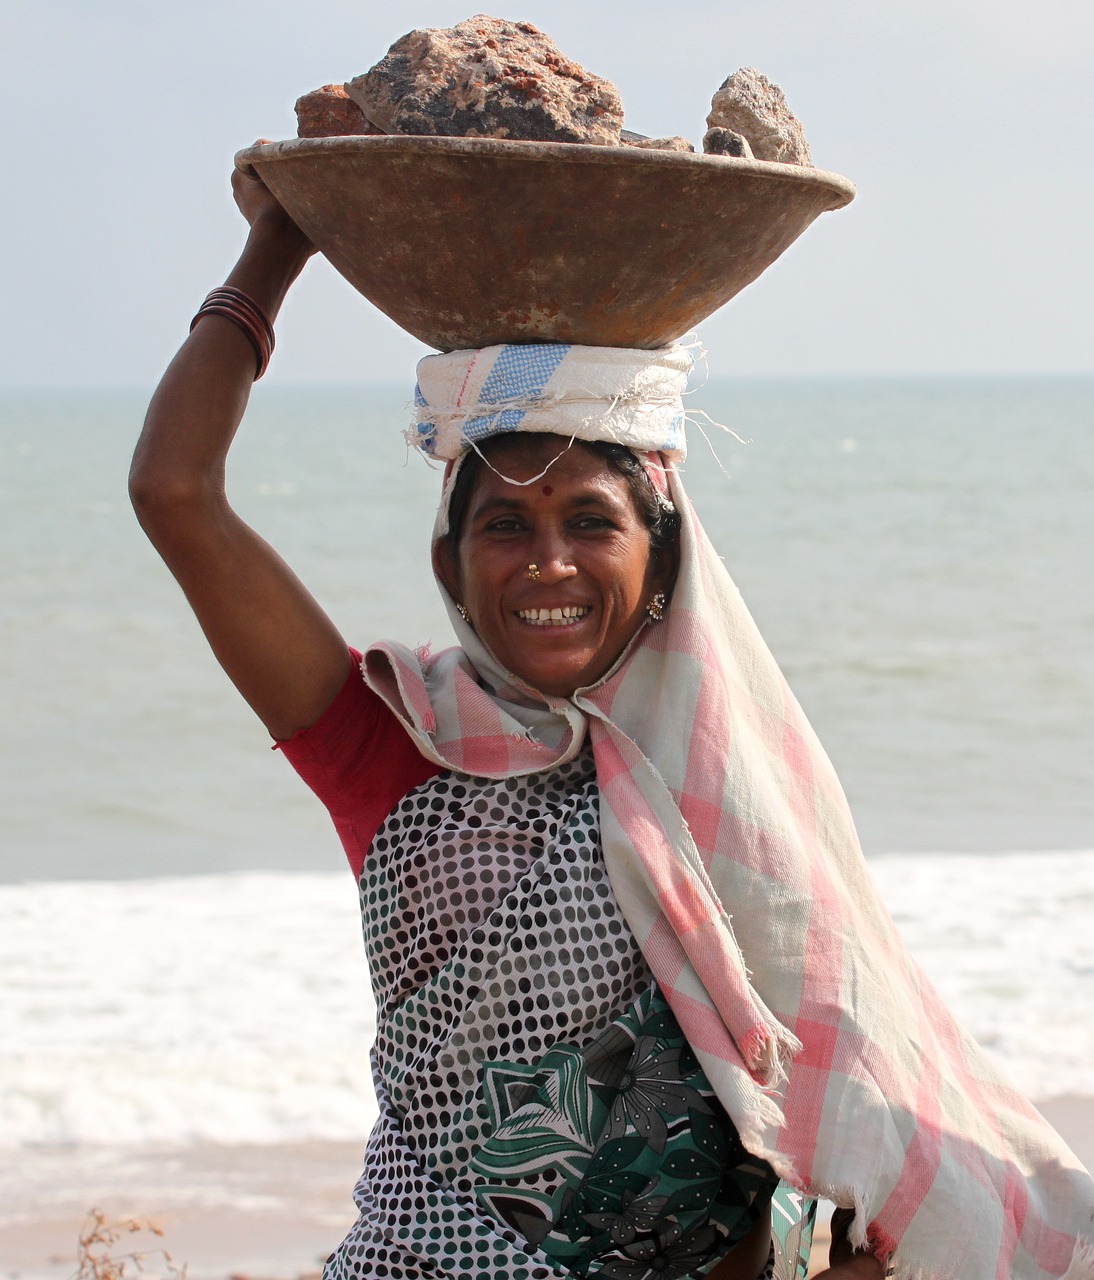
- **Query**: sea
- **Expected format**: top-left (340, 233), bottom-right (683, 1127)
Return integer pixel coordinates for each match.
top-left (2, 377), bottom-right (1092, 1267)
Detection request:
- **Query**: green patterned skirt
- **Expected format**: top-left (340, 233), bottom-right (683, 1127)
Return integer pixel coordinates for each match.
top-left (473, 983), bottom-right (811, 1279)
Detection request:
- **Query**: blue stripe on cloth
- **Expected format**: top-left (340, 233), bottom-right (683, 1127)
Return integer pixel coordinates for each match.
top-left (412, 383), bottom-right (438, 449)
top-left (462, 344), bottom-right (571, 442)
top-left (662, 410), bottom-right (686, 452)
top-left (462, 406), bottom-right (529, 439)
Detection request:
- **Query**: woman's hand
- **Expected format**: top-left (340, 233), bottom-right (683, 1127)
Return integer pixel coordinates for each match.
top-left (231, 143), bottom-right (317, 263)
top-left (811, 1256), bottom-right (886, 1280)
top-left (231, 147), bottom-right (280, 226)
top-left (813, 1208), bottom-right (887, 1280)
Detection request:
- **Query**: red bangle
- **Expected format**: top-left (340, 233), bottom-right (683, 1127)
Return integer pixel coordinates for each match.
top-left (190, 285), bottom-right (275, 380)
top-left (203, 286), bottom-right (275, 350)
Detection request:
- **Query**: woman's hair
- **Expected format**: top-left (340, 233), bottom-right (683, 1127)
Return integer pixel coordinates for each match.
top-left (444, 436), bottom-right (681, 556)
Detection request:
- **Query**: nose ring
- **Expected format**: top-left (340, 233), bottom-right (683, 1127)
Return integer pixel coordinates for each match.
top-left (526, 563), bottom-right (540, 581)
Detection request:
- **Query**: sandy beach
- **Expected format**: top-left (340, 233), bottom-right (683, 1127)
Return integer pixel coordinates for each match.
top-left (0, 1141), bottom-right (362, 1280)
top-left (3, 1099), bottom-right (1090, 1280)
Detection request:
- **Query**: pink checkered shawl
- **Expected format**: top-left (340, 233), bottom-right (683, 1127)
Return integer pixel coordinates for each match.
top-left (362, 462), bottom-right (1094, 1280)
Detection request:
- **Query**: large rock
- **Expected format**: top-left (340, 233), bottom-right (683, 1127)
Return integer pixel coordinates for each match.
top-left (345, 15), bottom-right (624, 144)
top-left (295, 85), bottom-right (382, 138)
top-left (706, 67), bottom-right (812, 165)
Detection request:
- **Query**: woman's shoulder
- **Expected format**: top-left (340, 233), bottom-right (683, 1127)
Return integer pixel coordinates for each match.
top-left (276, 646), bottom-right (443, 832)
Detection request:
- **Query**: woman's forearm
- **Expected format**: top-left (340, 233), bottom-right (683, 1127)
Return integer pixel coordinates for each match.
top-left (131, 209), bottom-right (312, 515)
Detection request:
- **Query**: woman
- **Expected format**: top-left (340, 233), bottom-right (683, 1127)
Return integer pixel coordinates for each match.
top-left (131, 168), bottom-right (1093, 1280)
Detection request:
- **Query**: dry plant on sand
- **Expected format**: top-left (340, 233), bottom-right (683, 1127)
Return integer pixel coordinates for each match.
top-left (71, 1208), bottom-right (187, 1280)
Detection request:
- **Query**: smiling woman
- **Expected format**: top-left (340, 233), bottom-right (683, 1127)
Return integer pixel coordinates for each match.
top-left (128, 160), bottom-right (1094, 1280)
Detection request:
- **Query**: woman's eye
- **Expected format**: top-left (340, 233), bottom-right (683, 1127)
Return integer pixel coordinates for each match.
top-left (485, 518), bottom-right (524, 533)
top-left (573, 515), bottom-right (612, 531)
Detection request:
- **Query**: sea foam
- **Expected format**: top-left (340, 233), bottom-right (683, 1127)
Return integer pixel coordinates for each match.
top-left (2, 852), bottom-right (1091, 1151)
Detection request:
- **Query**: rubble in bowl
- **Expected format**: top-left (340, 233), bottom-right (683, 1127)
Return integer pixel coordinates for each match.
top-left (291, 15), bottom-right (814, 166)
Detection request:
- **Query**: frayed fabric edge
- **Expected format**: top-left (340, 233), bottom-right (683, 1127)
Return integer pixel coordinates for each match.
top-left (805, 1182), bottom-right (902, 1273)
top-left (1061, 1240), bottom-right (1094, 1280)
top-left (405, 404), bottom-right (690, 465)
top-left (741, 1021), bottom-right (802, 1093)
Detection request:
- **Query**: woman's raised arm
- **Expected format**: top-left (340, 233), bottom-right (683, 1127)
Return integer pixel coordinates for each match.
top-left (130, 163), bottom-right (351, 740)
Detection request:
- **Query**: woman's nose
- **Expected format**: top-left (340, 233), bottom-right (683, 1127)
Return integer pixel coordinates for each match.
top-left (530, 530), bottom-right (577, 581)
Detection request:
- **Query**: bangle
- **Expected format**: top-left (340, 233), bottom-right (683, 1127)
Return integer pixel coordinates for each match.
top-left (190, 285), bottom-right (275, 380)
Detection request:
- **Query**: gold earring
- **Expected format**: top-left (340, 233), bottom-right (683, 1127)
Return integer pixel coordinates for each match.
top-left (646, 592), bottom-right (666, 622)
top-left (526, 564), bottom-right (540, 581)
top-left (456, 603), bottom-right (471, 623)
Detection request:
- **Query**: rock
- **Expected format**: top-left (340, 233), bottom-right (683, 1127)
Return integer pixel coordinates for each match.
top-left (295, 84), bottom-right (381, 138)
top-left (620, 133), bottom-right (695, 153)
top-left (702, 127), bottom-right (753, 159)
top-left (706, 67), bottom-right (812, 165)
top-left (345, 15), bottom-right (624, 144)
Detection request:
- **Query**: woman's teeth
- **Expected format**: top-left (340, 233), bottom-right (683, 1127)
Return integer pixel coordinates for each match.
top-left (517, 606), bottom-right (590, 625)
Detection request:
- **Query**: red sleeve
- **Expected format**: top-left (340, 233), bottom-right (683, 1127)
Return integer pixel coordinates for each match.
top-left (275, 648), bottom-right (442, 877)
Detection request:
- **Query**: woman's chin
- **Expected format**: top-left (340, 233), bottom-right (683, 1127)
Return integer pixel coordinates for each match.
top-left (509, 652), bottom-right (613, 699)
top-left (515, 669), bottom-right (585, 699)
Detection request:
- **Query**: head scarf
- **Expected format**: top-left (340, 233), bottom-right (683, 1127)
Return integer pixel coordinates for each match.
top-left (363, 343), bottom-right (1094, 1280)
top-left (410, 341), bottom-right (691, 464)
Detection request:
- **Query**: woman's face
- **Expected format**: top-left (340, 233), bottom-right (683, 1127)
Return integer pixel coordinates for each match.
top-left (435, 436), bottom-right (676, 698)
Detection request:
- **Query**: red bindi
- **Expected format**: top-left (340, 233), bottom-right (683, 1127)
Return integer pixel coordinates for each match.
top-left (541, 485), bottom-right (553, 496)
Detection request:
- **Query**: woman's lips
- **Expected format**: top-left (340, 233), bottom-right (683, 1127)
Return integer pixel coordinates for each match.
top-left (516, 606), bottom-right (592, 626)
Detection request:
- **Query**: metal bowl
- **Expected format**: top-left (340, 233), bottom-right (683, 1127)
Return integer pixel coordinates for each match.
top-left (236, 135), bottom-right (855, 351)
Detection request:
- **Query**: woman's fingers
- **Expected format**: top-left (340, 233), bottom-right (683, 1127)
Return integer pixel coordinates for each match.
top-left (230, 143), bottom-right (317, 257)
top-left (231, 147), bottom-right (280, 226)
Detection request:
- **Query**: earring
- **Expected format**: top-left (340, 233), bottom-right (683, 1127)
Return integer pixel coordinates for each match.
top-left (526, 563), bottom-right (540, 581)
top-left (646, 592), bottom-right (667, 622)
top-left (455, 603), bottom-right (472, 624)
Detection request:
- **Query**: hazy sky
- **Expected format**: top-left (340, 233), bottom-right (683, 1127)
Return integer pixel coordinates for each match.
top-left (3, 0), bottom-right (1092, 388)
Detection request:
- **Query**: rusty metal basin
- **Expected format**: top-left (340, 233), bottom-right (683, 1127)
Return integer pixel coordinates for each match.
top-left (236, 136), bottom-right (855, 351)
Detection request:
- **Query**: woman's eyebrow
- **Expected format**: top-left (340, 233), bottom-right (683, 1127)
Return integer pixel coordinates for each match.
top-left (470, 495), bottom-right (527, 517)
top-left (472, 487), bottom-right (623, 517)
top-left (559, 488), bottom-right (628, 512)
